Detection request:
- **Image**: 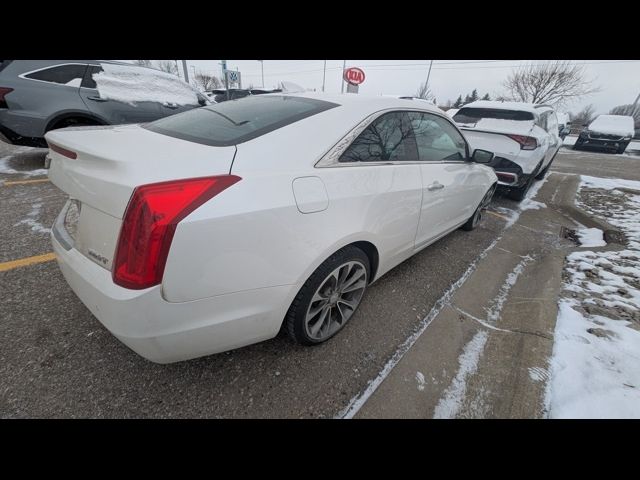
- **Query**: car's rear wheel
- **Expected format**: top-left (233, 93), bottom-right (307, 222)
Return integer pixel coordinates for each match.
top-left (286, 246), bottom-right (370, 346)
top-left (462, 183), bottom-right (496, 231)
top-left (48, 117), bottom-right (103, 132)
top-left (617, 142), bottom-right (629, 154)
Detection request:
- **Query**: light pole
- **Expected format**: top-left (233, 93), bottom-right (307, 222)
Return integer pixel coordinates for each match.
top-left (425, 60), bottom-right (434, 91)
top-left (257, 60), bottom-right (264, 87)
top-left (322, 60), bottom-right (326, 92)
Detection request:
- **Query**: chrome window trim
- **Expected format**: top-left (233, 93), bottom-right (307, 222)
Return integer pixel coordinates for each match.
top-left (315, 107), bottom-right (470, 168)
top-left (18, 63), bottom-right (93, 88)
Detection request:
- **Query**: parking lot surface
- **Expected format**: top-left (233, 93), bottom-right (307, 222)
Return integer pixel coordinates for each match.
top-left (0, 139), bottom-right (638, 418)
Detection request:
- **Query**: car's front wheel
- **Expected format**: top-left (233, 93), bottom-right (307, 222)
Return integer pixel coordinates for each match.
top-left (462, 183), bottom-right (496, 231)
top-left (285, 246), bottom-right (370, 346)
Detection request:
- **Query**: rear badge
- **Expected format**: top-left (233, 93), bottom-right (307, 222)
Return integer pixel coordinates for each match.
top-left (88, 249), bottom-right (109, 266)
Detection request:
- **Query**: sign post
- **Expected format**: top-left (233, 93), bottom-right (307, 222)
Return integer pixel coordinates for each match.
top-left (343, 67), bottom-right (366, 94)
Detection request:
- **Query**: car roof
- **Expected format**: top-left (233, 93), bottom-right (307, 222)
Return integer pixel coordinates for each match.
top-left (280, 92), bottom-right (445, 116)
top-left (461, 100), bottom-right (553, 114)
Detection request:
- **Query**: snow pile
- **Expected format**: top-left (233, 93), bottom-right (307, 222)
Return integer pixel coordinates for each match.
top-left (547, 299), bottom-right (640, 418)
top-left (588, 115), bottom-right (635, 137)
top-left (93, 63), bottom-right (200, 106)
top-left (546, 175), bottom-right (640, 418)
top-left (577, 227), bottom-right (606, 247)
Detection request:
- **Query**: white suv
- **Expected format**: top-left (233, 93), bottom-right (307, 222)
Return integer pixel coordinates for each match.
top-left (452, 101), bottom-right (562, 200)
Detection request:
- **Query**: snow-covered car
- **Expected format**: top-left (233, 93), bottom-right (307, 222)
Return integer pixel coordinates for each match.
top-left (46, 93), bottom-right (497, 363)
top-left (452, 100), bottom-right (562, 201)
top-left (574, 115), bottom-right (635, 154)
top-left (556, 112), bottom-right (571, 139)
top-left (445, 108), bottom-right (459, 118)
top-left (0, 60), bottom-right (208, 147)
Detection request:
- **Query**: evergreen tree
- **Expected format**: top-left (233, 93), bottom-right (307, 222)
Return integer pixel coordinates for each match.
top-left (453, 95), bottom-right (463, 108)
top-left (481, 93), bottom-right (491, 101)
top-left (470, 89), bottom-right (479, 102)
top-left (464, 94), bottom-right (471, 104)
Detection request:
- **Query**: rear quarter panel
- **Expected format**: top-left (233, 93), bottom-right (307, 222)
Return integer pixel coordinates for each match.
top-left (161, 107), bottom-right (424, 303)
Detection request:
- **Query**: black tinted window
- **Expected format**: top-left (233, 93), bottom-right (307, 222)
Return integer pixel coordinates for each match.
top-left (340, 112), bottom-right (418, 163)
top-left (25, 64), bottom-right (87, 86)
top-left (144, 95), bottom-right (339, 146)
top-left (408, 112), bottom-right (467, 162)
top-left (81, 65), bottom-right (103, 89)
top-left (453, 108), bottom-right (534, 123)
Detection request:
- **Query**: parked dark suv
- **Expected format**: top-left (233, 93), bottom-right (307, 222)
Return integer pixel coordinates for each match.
top-left (0, 60), bottom-right (208, 147)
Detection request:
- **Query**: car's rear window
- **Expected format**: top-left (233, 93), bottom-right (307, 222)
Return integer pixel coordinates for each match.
top-left (453, 108), bottom-right (534, 123)
top-left (144, 95), bottom-right (340, 146)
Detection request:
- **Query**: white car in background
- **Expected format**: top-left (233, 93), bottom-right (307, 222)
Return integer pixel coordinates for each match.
top-left (452, 100), bottom-right (562, 201)
top-left (574, 114), bottom-right (635, 154)
top-left (446, 108), bottom-right (459, 118)
top-left (46, 93), bottom-right (497, 363)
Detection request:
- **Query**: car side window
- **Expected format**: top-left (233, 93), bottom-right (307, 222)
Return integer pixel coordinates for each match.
top-left (339, 112), bottom-right (418, 163)
top-left (537, 112), bottom-right (548, 131)
top-left (407, 112), bottom-right (467, 162)
top-left (546, 112), bottom-right (558, 134)
top-left (81, 65), bottom-right (104, 89)
top-left (24, 64), bottom-right (88, 87)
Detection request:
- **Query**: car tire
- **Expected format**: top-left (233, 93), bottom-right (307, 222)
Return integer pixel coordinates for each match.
top-left (507, 174), bottom-right (535, 202)
top-left (617, 143), bottom-right (628, 154)
top-left (461, 183), bottom-right (496, 231)
top-left (573, 140), bottom-right (582, 150)
top-left (285, 246), bottom-right (370, 346)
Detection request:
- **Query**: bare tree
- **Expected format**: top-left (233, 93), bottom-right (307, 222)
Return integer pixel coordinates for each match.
top-left (193, 72), bottom-right (222, 91)
top-left (154, 60), bottom-right (179, 76)
top-left (610, 104), bottom-right (640, 134)
top-left (571, 104), bottom-right (596, 127)
top-left (503, 61), bottom-right (600, 107)
top-left (414, 81), bottom-right (434, 101)
top-left (133, 60), bottom-right (153, 68)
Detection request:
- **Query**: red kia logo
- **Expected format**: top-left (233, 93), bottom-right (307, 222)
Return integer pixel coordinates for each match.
top-left (344, 67), bottom-right (365, 85)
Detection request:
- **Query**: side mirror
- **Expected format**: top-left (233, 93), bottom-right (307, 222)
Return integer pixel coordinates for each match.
top-left (471, 149), bottom-right (494, 164)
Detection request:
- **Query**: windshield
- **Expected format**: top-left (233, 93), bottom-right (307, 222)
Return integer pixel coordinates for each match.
top-left (453, 108), bottom-right (535, 124)
top-left (144, 95), bottom-right (339, 146)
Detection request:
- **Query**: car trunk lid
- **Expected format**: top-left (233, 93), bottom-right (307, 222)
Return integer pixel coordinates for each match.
top-left (46, 124), bottom-right (236, 270)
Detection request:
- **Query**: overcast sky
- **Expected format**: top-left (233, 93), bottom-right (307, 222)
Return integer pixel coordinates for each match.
top-left (178, 60), bottom-right (640, 115)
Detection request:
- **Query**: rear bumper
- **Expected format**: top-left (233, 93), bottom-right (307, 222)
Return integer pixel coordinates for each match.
top-left (0, 120), bottom-right (46, 147)
top-left (51, 229), bottom-right (296, 363)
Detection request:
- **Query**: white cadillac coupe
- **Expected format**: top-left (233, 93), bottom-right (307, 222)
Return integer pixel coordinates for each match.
top-left (46, 93), bottom-right (497, 363)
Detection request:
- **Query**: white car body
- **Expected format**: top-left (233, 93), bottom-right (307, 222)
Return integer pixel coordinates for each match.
top-left (47, 93), bottom-right (497, 363)
top-left (451, 100), bottom-right (562, 189)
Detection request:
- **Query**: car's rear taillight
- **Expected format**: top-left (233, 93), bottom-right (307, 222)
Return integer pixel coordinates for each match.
top-left (0, 87), bottom-right (13, 108)
top-left (47, 142), bottom-right (77, 159)
top-left (112, 175), bottom-right (241, 290)
top-left (507, 134), bottom-right (537, 150)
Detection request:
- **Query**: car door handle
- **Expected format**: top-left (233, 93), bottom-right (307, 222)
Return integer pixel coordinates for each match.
top-left (427, 182), bottom-right (445, 191)
top-left (87, 95), bottom-right (107, 102)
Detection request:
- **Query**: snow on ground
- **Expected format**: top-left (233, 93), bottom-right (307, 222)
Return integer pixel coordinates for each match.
top-left (0, 152), bottom-right (48, 178)
top-left (546, 175), bottom-right (640, 418)
top-left (433, 331), bottom-right (488, 419)
top-left (94, 63), bottom-right (200, 106)
top-left (577, 227), bottom-right (606, 247)
top-left (14, 200), bottom-right (50, 234)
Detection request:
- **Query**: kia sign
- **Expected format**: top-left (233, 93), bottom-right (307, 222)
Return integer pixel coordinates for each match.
top-left (344, 67), bottom-right (365, 85)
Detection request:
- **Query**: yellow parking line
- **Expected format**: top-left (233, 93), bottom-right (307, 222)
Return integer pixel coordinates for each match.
top-left (2, 178), bottom-right (50, 186)
top-left (0, 253), bottom-right (56, 272)
top-left (486, 210), bottom-right (511, 221)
